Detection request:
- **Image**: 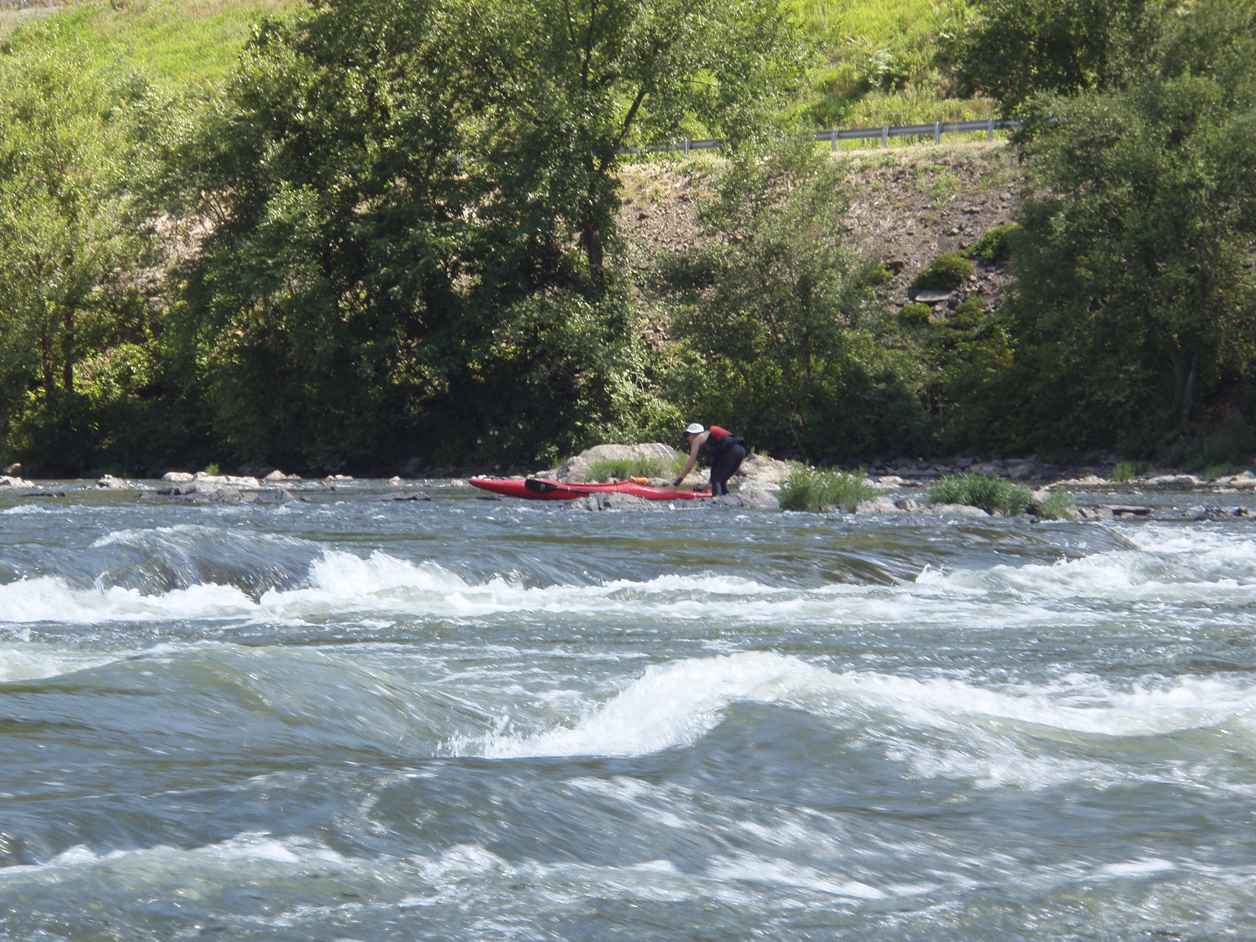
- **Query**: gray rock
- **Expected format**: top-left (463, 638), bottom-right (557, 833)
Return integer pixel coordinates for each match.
top-left (929, 502), bottom-right (991, 517)
top-left (151, 482), bottom-right (292, 505)
top-left (96, 474), bottom-right (135, 489)
top-left (162, 471), bottom-right (195, 483)
top-left (574, 492), bottom-right (653, 511)
top-left (733, 480), bottom-right (782, 510)
top-left (1145, 474), bottom-right (1201, 488)
top-left (736, 453), bottom-right (794, 486)
top-left (855, 497), bottom-right (900, 514)
top-left (195, 472), bottom-right (260, 488)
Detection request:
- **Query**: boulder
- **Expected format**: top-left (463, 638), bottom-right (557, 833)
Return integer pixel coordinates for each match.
top-left (195, 472), bottom-right (261, 488)
top-left (0, 475), bottom-right (33, 488)
top-left (162, 471), bottom-right (195, 483)
top-left (736, 453), bottom-right (794, 486)
top-left (1219, 472), bottom-right (1256, 490)
top-left (855, 497), bottom-right (900, 514)
top-left (873, 475), bottom-right (908, 489)
top-left (929, 503), bottom-right (991, 517)
top-left (730, 480), bottom-right (781, 510)
top-left (558, 443), bottom-right (679, 482)
top-left (1145, 474), bottom-right (1201, 488)
top-left (151, 482), bottom-right (291, 505)
top-left (1050, 474), bottom-right (1108, 489)
top-left (96, 475), bottom-right (135, 489)
top-left (574, 492), bottom-right (654, 511)
top-left (264, 469), bottom-right (301, 482)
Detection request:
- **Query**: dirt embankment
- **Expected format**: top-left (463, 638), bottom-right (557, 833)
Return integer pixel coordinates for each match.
top-left (617, 141), bottom-right (1027, 317)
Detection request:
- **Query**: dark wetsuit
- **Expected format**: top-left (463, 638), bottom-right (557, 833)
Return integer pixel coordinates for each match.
top-left (703, 425), bottom-right (747, 496)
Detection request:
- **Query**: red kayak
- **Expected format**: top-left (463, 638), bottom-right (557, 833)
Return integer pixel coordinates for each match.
top-left (470, 476), bottom-right (711, 501)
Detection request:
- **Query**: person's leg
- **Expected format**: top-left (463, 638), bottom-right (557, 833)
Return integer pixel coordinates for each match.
top-left (710, 445), bottom-right (746, 496)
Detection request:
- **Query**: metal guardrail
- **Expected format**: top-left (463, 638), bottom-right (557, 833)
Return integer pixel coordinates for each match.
top-left (635, 118), bottom-right (1022, 156)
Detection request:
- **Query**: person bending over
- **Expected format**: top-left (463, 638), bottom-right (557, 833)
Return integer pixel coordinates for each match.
top-left (673, 422), bottom-right (746, 496)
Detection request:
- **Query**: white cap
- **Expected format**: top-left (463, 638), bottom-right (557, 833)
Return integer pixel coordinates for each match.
top-left (685, 423), bottom-right (704, 435)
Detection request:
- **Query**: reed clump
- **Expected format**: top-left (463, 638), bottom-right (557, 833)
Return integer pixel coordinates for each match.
top-left (929, 473), bottom-right (1032, 516)
top-left (778, 467), bottom-right (876, 512)
top-left (585, 456), bottom-right (671, 481)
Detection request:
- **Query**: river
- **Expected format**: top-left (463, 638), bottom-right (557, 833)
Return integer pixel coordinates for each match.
top-left (1, 480), bottom-right (1254, 940)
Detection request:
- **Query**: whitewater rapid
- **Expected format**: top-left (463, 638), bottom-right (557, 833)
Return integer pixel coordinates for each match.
top-left (2, 486), bottom-right (1254, 939)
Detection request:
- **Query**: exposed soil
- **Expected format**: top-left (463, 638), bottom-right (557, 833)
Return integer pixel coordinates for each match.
top-left (617, 140), bottom-right (1027, 319)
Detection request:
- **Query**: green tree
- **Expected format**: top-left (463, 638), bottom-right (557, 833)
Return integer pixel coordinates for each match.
top-left (0, 32), bottom-right (148, 467)
top-left (149, 0), bottom-right (482, 467)
top-left (153, 0), bottom-right (808, 468)
top-left (954, 0), bottom-right (1174, 114)
top-left (469, 0), bottom-right (808, 288)
top-left (1002, 65), bottom-right (1256, 452)
top-left (666, 140), bottom-right (926, 460)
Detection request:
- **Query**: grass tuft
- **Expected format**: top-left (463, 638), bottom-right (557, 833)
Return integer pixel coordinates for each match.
top-left (585, 456), bottom-right (671, 481)
top-left (778, 466), bottom-right (876, 512)
top-left (1111, 461), bottom-right (1148, 483)
top-left (929, 473), bottom-right (1032, 515)
top-left (1036, 491), bottom-right (1077, 520)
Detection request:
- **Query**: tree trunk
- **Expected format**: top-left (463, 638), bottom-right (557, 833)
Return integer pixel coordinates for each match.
top-left (62, 308), bottom-right (75, 393)
top-left (40, 330), bottom-right (55, 398)
top-left (1179, 349), bottom-right (1197, 430)
top-left (1170, 347), bottom-right (1199, 432)
top-left (580, 221), bottom-right (604, 289)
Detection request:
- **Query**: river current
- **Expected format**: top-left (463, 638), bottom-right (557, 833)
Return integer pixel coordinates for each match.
top-left (1, 480), bottom-right (1254, 940)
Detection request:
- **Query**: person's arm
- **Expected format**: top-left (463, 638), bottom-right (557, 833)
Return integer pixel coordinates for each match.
top-left (672, 434), bottom-right (705, 486)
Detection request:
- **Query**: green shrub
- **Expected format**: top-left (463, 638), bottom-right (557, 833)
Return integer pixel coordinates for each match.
top-left (897, 302), bottom-right (933, 327)
top-left (585, 456), bottom-right (670, 481)
top-left (778, 466), bottom-right (876, 512)
top-left (929, 473), bottom-right (1032, 515)
top-left (965, 223), bottom-right (1021, 265)
top-left (1036, 490), bottom-right (1078, 520)
top-left (946, 297), bottom-right (985, 330)
top-left (1201, 463), bottom-right (1243, 481)
top-left (911, 252), bottom-right (975, 292)
top-left (1111, 461), bottom-right (1149, 483)
top-left (861, 262), bottom-right (894, 287)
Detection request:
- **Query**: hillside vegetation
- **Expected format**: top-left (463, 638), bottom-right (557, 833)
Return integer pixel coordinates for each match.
top-left (0, 0), bottom-right (1253, 476)
top-left (1, 0), bottom-right (297, 81)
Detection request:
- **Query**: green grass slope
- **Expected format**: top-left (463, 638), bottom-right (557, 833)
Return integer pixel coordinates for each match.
top-left (786, 0), bottom-right (992, 127)
top-left (5, 0), bottom-right (988, 123)
top-left (2, 0), bottom-right (298, 87)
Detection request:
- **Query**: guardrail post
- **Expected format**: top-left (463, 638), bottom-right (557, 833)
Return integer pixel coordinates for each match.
top-left (683, 139), bottom-right (690, 155)
top-left (987, 118), bottom-right (994, 141)
top-left (934, 121), bottom-right (942, 144)
top-left (881, 126), bottom-right (889, 147)
top-left (830, 129), bottom-right (836, 152)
